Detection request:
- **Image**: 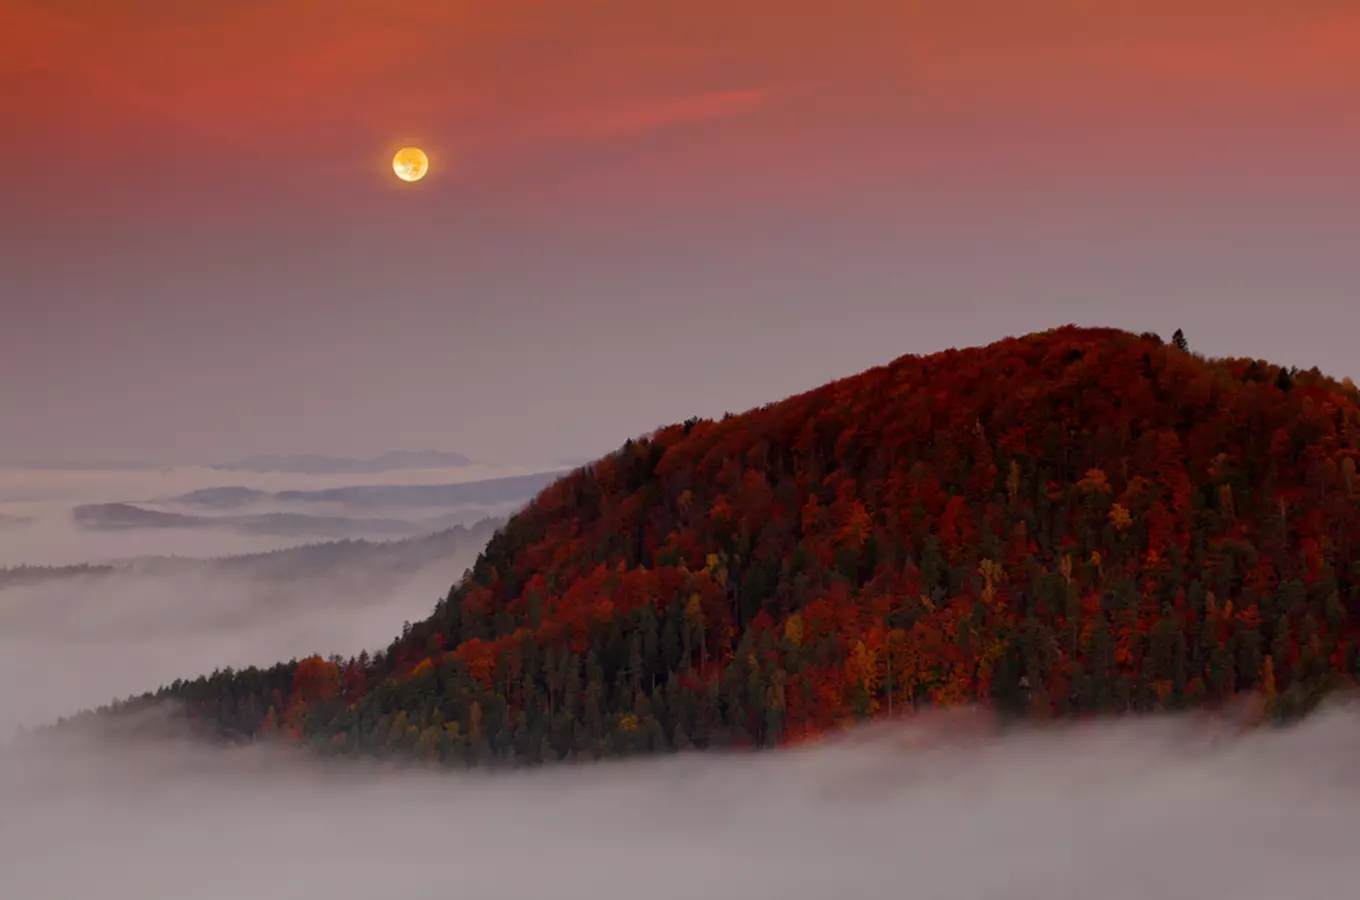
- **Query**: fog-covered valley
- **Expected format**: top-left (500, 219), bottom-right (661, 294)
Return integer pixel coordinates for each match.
top-left (0, 459), bottom-right (555, 734)
top-left (5, 457), bottom-right (1360, 900)
top-left (0, 462), bottom-right (562, 566)
top-left (5, 704), bottom-right (1360, 900)
top-left (0, 526), bottom-right (496, 736)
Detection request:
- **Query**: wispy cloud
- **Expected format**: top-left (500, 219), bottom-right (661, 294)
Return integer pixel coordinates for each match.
top-left (537, 88), bottom-right (773, 142)
top-left (5, 0), bottom-right (1358, 209)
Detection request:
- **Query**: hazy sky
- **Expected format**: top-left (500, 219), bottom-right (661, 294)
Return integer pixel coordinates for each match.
top-left (3, 0), bottom-right (1358, 465)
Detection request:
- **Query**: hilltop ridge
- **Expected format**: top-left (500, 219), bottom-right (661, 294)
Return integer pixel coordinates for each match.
top-left (78, 327), bottom-right (1360, 764)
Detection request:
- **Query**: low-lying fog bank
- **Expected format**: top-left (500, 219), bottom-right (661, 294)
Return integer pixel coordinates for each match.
top-left (0, 463), bottom-right (561, 565)
top-left (4, 706), bottom-right (1360, 900)
top-left (0, 550), bottom-right (481, 735)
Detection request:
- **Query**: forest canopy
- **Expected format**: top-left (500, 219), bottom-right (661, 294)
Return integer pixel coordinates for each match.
top-left (65, 326), bottom-right (1360, 767)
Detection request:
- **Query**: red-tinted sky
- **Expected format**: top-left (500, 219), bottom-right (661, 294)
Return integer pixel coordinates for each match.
top-left (3, 0), bottom-right (1359, 464)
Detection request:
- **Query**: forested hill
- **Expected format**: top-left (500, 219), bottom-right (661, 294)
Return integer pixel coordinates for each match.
top-left (72, 326), bottom-right (1360, 765)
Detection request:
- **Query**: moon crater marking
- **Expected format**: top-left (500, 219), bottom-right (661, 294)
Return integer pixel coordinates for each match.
top-left (393, 147), bottom-right (428, 182)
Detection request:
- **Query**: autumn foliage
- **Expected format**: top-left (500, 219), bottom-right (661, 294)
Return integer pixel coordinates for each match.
top-left (97, 327), bottom-right (1360, 764)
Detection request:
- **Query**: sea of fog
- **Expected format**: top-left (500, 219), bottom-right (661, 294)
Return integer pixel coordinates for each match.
top-left (4, 464), bottom-right (1360, 900)
top-left (4, 707), bottom-right (1360, 900)
top-left (0, 463), bottom-right (523, 732)
top-left (0, 562), bottom-right (466, 735)
top-left (0, 462), bottom-right (554, 566)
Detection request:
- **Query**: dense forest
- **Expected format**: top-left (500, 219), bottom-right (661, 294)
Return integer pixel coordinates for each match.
top-left (63, 327), bottom-right (1360, 766)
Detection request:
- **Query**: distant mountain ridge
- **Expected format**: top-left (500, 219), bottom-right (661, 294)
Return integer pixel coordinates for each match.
top-left (175, 471), bottom-right (569, 511)
top-left (66, 472), bottom-right (569, 541)
top-left (134, 522), bottom-right (501, 579)
top-left (213, 450), bottom-right (474, 474)
top-left (72, 502), bottom-right (428, 540)
top-left (0, 522), bottom-right (502, 590)
top-left (73, 504), bottom-right (207, 529)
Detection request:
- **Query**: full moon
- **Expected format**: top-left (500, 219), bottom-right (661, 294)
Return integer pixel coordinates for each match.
top-left (393, 147), bottom-right (429, 182)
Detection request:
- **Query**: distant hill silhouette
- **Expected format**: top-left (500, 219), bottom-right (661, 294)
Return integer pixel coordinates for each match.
top-left (73, 502), bottom-right (428, 540)
top-left (1, 522), bottom-right (501, 589)
top-left (73, 503), bottom-right (208, 529)
top-left (69, 472), bottom-right (567, 540)
top-left (175, 472), bottom-right (566, 512)
top-left (269, 471), bottom-right (570, 509)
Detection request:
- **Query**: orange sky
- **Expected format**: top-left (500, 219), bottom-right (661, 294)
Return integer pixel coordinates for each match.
top-left (4, 0), bottom-right (1360, 465)
top-left (4, 0), bottom-right (1358, 220)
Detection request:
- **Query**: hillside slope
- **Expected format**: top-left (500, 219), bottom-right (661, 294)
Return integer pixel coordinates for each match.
top-left (79, 327), bottom-right (1360, 764)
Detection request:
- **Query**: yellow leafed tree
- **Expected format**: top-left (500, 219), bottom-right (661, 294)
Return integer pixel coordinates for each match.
top-left (1108, 503), bottom-right (1133, 531)
top-left (1079, 468), bottom-right (1111, 493)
